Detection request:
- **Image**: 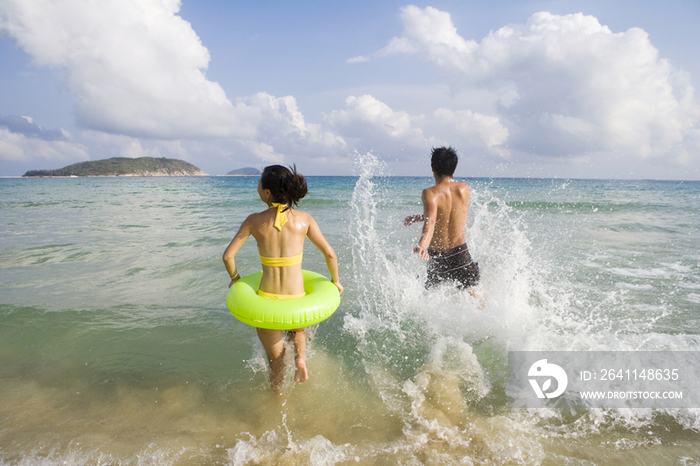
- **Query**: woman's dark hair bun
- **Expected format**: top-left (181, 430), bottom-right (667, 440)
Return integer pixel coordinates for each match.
top-left (260, 164), bottom-right (308, 207)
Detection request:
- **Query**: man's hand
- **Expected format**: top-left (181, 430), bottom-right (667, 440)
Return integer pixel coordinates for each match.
top-left (404, 214), bottom-right (423, 226)
top-left (413, 246), bottom-right (429, 260)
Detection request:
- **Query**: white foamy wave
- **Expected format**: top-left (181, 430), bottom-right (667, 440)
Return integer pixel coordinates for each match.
top-left (0, 445), bottom-right (186, 466)
top-left (339, 152), bottom-right (554, 463)
top-left (609, 267), bottom-right (672, 279)
top-left (345, 152), bottom-right (549, 348)
top-left (341, 152), bottom-right (700, 456)
top-left (228, 431), bottom-right (353, 466)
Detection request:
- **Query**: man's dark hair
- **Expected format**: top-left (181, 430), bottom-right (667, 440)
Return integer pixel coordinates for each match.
top-left (430, 146), bottom-right (458, 177)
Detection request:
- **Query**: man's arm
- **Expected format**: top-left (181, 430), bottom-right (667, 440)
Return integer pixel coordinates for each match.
top-left (403, 214), bottom-right (424, 226)
top-left (413, 189), bottom-right (438, 260)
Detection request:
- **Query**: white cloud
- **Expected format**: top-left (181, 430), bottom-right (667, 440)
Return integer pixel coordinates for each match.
top-left (368, 7), bottom-right (700, 163)
top-left (328, 95), bottom-right (416, 138)
top-left (421, 108), bottom-right (510, 158)
top-left (81, 131), bottom-right (174, 159)
top-left (0, 0), bottom-right (258, 139)
top-left (0, 0), bottom-right (349, 170)
top-left (326, 95), bottom-right (429, 153)
top-left (4, 2), bottom-right (697, 177)
top-left (239, 141), bottom-right (285, 164)
top-left (346, 55), bottom-right (370, 64)
top-left (377, 6), bottom-right (475, 64)
top-left (325, 94), bottom-right (509, 158)
top-left (239, 92), bottom-right (346, 161)
top-left (0, 127), bottom-right (89, 163)
top-left (0, 115), bottom-right (68, 141)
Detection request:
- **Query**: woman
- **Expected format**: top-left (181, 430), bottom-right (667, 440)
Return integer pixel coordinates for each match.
top-left (223, 165), bottom-right (343, 391)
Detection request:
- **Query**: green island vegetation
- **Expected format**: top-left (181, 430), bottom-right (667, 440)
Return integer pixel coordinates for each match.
top-left (23, 157), bottom-right (207, 177)
top-left (226, 167), bottom-right (261, 176)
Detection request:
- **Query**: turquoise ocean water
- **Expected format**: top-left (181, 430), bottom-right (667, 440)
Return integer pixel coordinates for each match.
top-left (1, 153), bottom-right (700, 465)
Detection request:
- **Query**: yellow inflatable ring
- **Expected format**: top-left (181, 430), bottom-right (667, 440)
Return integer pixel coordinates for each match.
top-left (226, 270), bottom-right (341, 330)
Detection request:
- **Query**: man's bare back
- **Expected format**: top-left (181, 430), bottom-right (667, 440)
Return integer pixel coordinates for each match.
top-left (404, 146), bottom-right (480, 291)
top-left (405, 176), bottom-right (470, 259)
top-left (422, 179), bottom-right (470, 252)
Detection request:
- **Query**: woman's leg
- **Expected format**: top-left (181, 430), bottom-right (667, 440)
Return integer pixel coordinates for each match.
top-left (256, 328), bottom-right (286, 392)
top-left (289, 329), bottom-right (308, 383)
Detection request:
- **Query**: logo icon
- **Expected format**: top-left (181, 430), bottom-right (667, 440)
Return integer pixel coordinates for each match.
top-left (528, 359), bottom-right (568, 398)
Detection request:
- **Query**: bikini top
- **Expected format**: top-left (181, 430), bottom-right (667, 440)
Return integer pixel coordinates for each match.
top-left (259, 252), bottom-right (303, 267)
top-left (259, 202), bottom-right (303, 267)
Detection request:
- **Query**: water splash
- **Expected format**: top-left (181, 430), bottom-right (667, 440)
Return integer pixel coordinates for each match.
top-left (339, 152), bottom-right (547, 464)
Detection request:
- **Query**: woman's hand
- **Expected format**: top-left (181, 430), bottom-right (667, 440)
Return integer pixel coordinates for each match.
top-left (333, 281), bottom-right (344, 295)
top-left (228, 272), bottom-right (241, 288)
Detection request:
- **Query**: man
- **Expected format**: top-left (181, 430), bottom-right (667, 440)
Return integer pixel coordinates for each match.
top-left (404, 146), bottom-right (480, 291)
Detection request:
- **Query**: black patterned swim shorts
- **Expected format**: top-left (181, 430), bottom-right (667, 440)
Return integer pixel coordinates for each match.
top-left (426, 243), bottom-right (480, 290)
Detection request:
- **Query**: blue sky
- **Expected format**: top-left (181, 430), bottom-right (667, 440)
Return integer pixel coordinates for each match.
top-left (1, 0), bottom-right (699, 179)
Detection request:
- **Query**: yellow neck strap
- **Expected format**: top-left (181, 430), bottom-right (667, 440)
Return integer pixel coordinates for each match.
top-left (270, 203), bottom-right (289, 231)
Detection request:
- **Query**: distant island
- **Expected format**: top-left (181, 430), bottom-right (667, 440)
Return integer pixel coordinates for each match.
top-left (226, 167), bottom-right (261, 176)
top-left (23, 157), bottom-right (208, 177)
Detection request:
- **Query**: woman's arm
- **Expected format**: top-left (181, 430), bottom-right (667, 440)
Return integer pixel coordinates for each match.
top-left (223, 216), bottom-right (253, 288)
top-left (306, 216), bottom-right (343, 294)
